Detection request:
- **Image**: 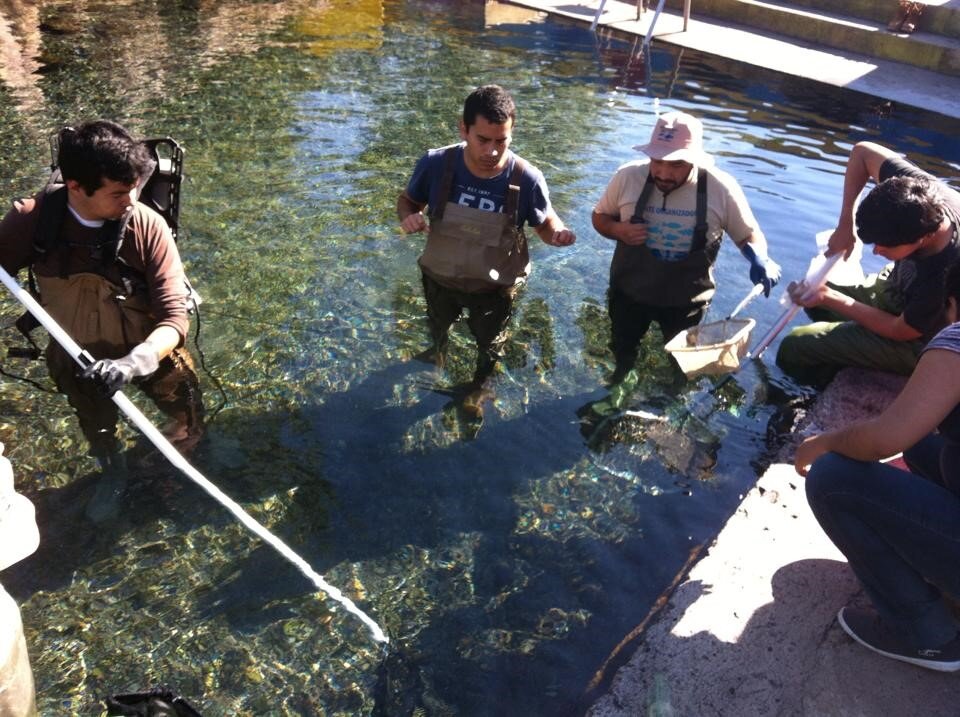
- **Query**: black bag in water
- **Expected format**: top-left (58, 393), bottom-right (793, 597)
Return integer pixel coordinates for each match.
top-left (104, 687), bottom-right (203, 717)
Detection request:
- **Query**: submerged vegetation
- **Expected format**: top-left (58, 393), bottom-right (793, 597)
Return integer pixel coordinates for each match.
top-left (1, 1), bottom-right (959, 714)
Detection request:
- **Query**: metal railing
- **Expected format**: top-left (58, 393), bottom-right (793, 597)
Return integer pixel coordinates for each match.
top-left (591, 0), bottom-right (692, 43)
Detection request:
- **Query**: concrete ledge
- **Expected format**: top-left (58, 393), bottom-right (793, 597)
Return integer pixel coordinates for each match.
top-left (663, 0), bottom-right (960, 76)
top-left (587, 464), bottom-right (960, 716)
top-left (781, 0), bottom-right (960, 38)
top-left (500, 0), bottom-right (960, 118)
top-left (586, 368), bottom-right (960, 716)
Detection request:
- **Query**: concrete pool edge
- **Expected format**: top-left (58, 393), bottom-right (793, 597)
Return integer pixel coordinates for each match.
top-left (585, 367), bottom-right (960, 716)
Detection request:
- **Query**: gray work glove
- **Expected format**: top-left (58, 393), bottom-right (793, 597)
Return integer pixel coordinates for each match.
top-left (82, 343), bottom-right (159, 397)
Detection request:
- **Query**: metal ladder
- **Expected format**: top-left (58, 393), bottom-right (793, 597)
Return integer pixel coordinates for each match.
top-left (591, 0), bottom-right (692, 49)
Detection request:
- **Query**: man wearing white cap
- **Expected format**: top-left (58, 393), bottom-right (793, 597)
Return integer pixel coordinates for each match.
top-left (592, 111), bottom-right (780, 382)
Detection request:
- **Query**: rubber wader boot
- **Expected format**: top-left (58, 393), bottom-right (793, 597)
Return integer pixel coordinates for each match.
top-left (578, 368), bottom-right (641, 428)
top-left (609, 351), bottom-right (638, 386)
top-left (86, 450), bottom-right (129, 524)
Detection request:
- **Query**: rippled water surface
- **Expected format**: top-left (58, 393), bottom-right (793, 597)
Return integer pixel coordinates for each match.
top-left (2, 1), bottom-right (960, 715)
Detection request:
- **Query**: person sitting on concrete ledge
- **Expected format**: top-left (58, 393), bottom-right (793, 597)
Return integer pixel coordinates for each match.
top-left (776, 141), bottom-right (960, 388)
top-left (794, 260), bottom-right (960, 672)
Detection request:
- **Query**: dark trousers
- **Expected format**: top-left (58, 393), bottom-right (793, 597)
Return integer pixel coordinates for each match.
top-left (608, 286), bottom-right (706, 375)
top-left (806, 436), bottom-right (960, 648)
top-left (776, 269), bottom-right (920, 387)
top-left (421, 272), bottom-right (514, 385)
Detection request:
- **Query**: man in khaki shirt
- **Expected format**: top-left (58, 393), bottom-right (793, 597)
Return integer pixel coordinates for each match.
top-left (592, 111), bottom-right (780, 382)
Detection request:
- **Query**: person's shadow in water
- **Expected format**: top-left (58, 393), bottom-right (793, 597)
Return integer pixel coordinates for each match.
top-left (3, 353), bottom-right (603, 609)
top-left (176, 357), bottom-right (603, 631)
top-left (1, 433), bottom-right (226, 601)
top-left (582, 558), bottom-right (960, 717)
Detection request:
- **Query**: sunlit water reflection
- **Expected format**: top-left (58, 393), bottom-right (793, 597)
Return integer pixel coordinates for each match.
top-left (1, 0), bottom-right (960, 714)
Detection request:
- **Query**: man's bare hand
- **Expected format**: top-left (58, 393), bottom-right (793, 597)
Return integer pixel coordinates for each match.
top-left (400, 211), bottom-right (429, 235)
top-left (545, 228), bottom-right (576, 246)
top-left (825, 224), bottom-right (855, 259)
top-left (617, 221), bottom-right (648, 246)
top-left (787, 279), bottom-right (828, 307)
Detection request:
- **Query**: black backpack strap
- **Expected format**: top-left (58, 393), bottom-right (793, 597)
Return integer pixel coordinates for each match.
top-left (629, 172), bottom-right (656, 224)
top-left (504, 155), bottom-right (526, 226)
top-left (428, 146), bottom-right (459, 222)
top-left (139, 137), bottom-right (182, 242)
top-left (33, 182), bottom-right (67, 265)
top-left (690, 167), bottom-right (709, 252)
top-left (11, 181), bottom-right (66, 347)
top-left (97, 211), bottom-right (133, 268)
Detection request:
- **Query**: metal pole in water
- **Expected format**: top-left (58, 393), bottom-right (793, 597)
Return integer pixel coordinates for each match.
top-left (591, 0), bottom-right (609, 31)
top-left (0, 265), bottom-right (389, 645)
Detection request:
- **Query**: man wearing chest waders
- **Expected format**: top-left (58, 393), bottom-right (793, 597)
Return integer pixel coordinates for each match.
top-left (0, 120), bottom-right (204, 523)
top-left (592, 111), bottom-right (781, 385)
top-left (397, 84), bottom-right (576, 416)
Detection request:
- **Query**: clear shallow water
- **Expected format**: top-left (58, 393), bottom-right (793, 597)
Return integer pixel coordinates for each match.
top-left (1, 1), bottom-right (960, 714)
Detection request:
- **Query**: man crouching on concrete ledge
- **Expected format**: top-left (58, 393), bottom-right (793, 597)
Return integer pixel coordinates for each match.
top-left (795, 260), bottom-right (960, 672)
top-left (777, 141), bottom-right (960, 388)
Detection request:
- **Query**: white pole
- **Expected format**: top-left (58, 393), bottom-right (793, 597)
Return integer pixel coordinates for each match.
top-left (591, 0), bottom-right (609, 31)
top-left (0, 265), bottom-right (388, 645)
top-left (642, 0), bottom-right (668, 50)
top-left (749, 252), bottom-right (842, 360)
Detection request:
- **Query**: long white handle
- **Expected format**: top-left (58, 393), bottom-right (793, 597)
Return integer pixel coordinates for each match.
top-left (0, 265), bottom-right (388, 644)
top-left (749, 252), bottom-right (842, 360)
top-left (725, 283), bottom-right (765, 321)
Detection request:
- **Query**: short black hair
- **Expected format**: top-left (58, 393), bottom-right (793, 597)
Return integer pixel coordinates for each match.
top-left (57, 120), bottom-right (155, 196)
top-left (855, 175), bottom-right (944, 247)
top-left (462, 85), bottom-right (516, 129)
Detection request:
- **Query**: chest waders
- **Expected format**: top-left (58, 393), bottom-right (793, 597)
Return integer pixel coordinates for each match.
top-left (417, 148), bottom-right (528, 385)
top-left (27, 182), bottom-right (202, 463)
top-left (610, 168), bottom-right (720, 307)
top-left (418, 148), bottom-right (529, 294)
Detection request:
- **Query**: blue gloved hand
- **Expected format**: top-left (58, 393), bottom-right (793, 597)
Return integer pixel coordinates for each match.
top-left (740, 243), bottom-right (781, 297)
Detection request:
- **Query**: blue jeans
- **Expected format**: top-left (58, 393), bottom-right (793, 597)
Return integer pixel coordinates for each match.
top-left (806, 438), bottom-right (960, 647)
